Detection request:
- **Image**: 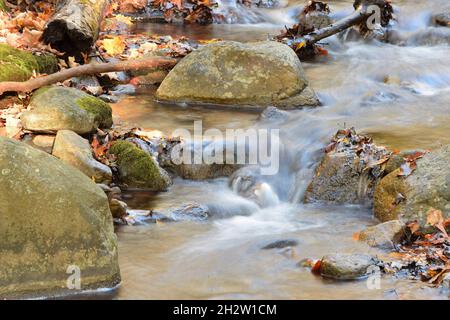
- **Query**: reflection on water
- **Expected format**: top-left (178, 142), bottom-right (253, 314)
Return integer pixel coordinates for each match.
top-left (112, 0), bottom-right (450, 299)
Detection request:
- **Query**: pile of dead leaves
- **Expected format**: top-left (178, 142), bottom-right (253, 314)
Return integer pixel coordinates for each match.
top-left (97, 33), bottom-right (195, 61)
top-left (0, 0), bottom-right (56, 52)
top-left (325, 127), bottom-right (391, 179)
top-left (149, 0), bottom-right (217, 25)
top-left (383, 208), bottom-right (450, 287)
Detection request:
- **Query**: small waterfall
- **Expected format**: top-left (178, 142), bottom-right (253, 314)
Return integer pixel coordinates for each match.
top-left (253, 182), bottom-right (280, 207)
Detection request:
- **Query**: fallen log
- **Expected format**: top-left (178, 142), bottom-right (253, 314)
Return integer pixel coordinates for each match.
top-left (281, 0), bottom-right (394, 55)
top-left (42, 0), bottom-right (108, 60)
top-left (0, 56), bottom-right (178, 95)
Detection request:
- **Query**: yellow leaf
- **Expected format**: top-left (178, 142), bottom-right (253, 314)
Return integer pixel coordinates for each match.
top-left (295, 41), bottom-right (306, 51)
top-left (102, 36), bottom-right (126, 56)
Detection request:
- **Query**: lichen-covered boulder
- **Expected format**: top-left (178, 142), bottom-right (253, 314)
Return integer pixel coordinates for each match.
top-left (0, 137), bottom-right (120, 298)
top-left (156, 41), bottom-right (320, 109)
top-left (374, 145), bottom-right (450, 224)
top-left (0, 44), bottom-right (58, 82)
top-left (320, 254), bottom-right (378, 280)
top-left (52, 130), bottom-right (112, 184)
top-left (21, 86), bottom-right (112, 134)
top-left (359, 220), bottom-right (405, 248)
top-left (108, 140), bottom-right (172, 190)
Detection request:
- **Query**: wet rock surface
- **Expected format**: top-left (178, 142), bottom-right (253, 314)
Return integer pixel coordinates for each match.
top-left (320, 253), bottom-right (378, 280)
top-left (374, 145), bottom-right (450, 224)
top-left (305, 128), bottom-right (390, 205)
top-left (359, 220), bottom-right (405, 248)
top-left (0, 137), bottom-right (120, 298)
top-left (156, 41), bottom-right (320, 109)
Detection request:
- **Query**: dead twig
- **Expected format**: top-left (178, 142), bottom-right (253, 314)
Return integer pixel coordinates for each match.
top-left (0, 56), bottom-right (178, 95)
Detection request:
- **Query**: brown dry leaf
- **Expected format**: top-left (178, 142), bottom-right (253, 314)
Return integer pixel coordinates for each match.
top-left (426, 208), bottom-right (449, 238)
top-left (406, 220), bottom-right (420, 235)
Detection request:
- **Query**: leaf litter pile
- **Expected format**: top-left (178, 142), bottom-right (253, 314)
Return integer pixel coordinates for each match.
top-left (382, 208), bottom-right (450, 288)
top-left (325, 127), bottom-right (391, 180)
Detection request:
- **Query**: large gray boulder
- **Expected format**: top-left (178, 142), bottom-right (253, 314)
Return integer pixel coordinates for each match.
top-left (52, 130), bottom-right (112, 184)
top-left (156, 41), bottom-right (320, 109)
top-left (374, 145), bottom-right (450, 224)
top-left (0, 137), bottom-right (120, 298)
top-left (21, 86), bottom-right (113, 135)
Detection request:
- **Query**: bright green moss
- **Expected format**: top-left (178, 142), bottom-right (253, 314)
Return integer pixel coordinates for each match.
top-left (109, 140), bottom-right (171, 190)
top-left (0, 0), bottom-right (8, 12)
top-left (0, 44), bottom-right (58, 82)
top-left (76, 95), bottom-right (113, 128)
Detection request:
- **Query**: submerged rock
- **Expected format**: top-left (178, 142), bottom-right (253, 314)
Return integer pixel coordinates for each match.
top-left (156, 41), bottom-right (320, 109)
top-left (262, 239), bottom-right (299, 250)
top-left (304, 128), bottom-right (390, 205)
top-left (320, 253), bottom-right (378, 280)
top-left (21, 86), bottom-right (113, 134)
top-left (259, 106), bottom-right (290, 122)
top-left (359, 220), bottom-right (405, 248)
top-left (159, 203), bottom-right (209, 221)
top-left (374, 145), bottom-right (450, 224)
top-left (52, 130), bottom-right (112, 184)
top-left (109, 140), bottom-right (172, 190)
top-left (0, 137), bottom-right (120, 298)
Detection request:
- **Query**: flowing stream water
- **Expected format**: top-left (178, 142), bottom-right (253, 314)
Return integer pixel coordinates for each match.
top-left (107, 0), bottom-right (450, 299)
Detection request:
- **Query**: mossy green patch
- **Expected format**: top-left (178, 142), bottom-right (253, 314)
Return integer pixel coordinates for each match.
top-left (109, 140), bottom-right (171, 190)
top-left (0, 0), bottom-right (8, 12)
top-left (0, 44), bottom-right (58, 82)
top-left (76, 95), bottom-right (113, 128)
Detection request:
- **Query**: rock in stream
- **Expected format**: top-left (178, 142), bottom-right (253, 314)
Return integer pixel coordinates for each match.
top-left (0, 137), bottom-right (120, 298)
top-left (156, 41), bottom-right (320, 109)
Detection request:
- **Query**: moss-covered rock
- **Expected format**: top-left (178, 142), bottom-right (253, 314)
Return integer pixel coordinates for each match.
top-left (21, 86), bottom-right (112, 134)
top-left (156, 41), bottom-right (320, 109)
top-left (109, 140), bottom-right (172, 190)
top-left (0, 44), bottom-right (58, 82)
top-left (0, 137), bottom-right (120, 298)
top-left (374, 145), bottom-right (450, 224)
